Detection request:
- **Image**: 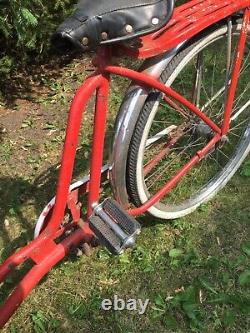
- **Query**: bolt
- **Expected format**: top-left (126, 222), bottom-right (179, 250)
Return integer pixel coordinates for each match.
top-left (82, 37), bottom-right (89, 46)
top-left (101, 32), bottom-right (108, 40)
top-left (125, 25), bottom-right (133, 33)
top-left (152, 17), bottom-right (159, 25)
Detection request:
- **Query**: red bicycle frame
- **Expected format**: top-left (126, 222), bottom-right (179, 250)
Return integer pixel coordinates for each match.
top-left (0, 0), bottom-right (249, 328)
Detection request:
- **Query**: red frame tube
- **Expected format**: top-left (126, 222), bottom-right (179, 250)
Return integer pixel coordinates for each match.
top-left (87, 73), bottom-right (110, 216)
top-left (128, 134), bottom-right (221, 216)
top-left (120, 0), bottom-right (250, 58)
top-left (144, 140), bottom-right (173, 176)
top-left (104, 65), bottom-right (222, 134)
top-left (222, 8), bottom-right (250, 134)
top-left (0, 228), bottom-right (86, 327)
top-left (47, 74), bottom-right (105, 234)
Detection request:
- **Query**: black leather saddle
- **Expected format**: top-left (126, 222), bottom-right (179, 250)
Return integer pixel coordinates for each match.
top-left (53, 0), bottom-right (175, 51)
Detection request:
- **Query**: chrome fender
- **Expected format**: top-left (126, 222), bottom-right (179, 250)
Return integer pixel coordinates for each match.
top-left (110, 44), bottom-right (185, 207)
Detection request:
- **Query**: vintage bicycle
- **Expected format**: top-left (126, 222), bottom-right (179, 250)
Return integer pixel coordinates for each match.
top-left (0, 0), bottom-right (250, 327)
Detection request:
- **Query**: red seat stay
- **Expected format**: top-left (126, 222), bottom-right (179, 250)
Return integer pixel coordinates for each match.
top-left (121, 0), bottom-right (250, 58)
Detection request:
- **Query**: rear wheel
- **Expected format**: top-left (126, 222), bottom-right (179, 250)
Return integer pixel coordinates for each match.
top-left (126, 22), bottom-right (250, 219)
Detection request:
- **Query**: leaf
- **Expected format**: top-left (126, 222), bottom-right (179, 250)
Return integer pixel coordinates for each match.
top-left (43, 122), bottom-right (56, 130)
top-left (179, 286), bottom-right (197, 303)
top-left (8, 207), bottom-right (16, 216)
top-left (182, 302), bottom-right (198, 321)
top-left (0, 16), bottom-right (11, 38)
top-left (228, 294), bottom-right (250, 313)
top-left (169, 248), bottom-right (183, 258)
top-left (163, 314), bottom-right (178, 330)
top-left (199, 277), bottom-right (217, 294)
top-left (223, 310), bottom-right (236, 327)
top-left (0, 55), bottom-right (13, 74)
top-left (240, 160), bottom-right (250, 177)
top-left (31, 311), bottom-right (47, 333)
top-left (152, 294), bottom-right (166, 317)
top-left (207, 293), bottom-right (228, 304)
top-left (154, 294), bottom-right (166, 307)
top-left (119, 252), bottom-right (130, 264)
top-left (241, 242), bottom-right (250, 256)
top-left (222, 272), bottom-right (230, 284)
top-left (20, 8), bottom-right (38, 27)
top-left (239, 270), bottom-right (250, 286)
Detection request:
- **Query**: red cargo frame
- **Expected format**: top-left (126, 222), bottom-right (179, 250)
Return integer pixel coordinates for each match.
top-left (0, 0), bottom-right (249, 327)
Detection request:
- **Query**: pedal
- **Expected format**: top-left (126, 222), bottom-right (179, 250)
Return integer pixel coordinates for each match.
top-left (89, 198), bottom-right (141, 255)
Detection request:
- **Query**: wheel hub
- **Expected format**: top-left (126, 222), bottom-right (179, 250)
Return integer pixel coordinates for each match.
top-left (195, 122), bottom-right (213, 138)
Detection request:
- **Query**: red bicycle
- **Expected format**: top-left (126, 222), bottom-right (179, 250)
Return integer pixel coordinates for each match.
top-left (0, 0), bottom-right (250, 327)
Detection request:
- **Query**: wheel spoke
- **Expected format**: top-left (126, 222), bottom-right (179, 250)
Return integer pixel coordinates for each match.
top-left (224, 18), bottom-right (233, 104)
top-left (217, 148), bottom-right (230, 161)
top-left (128, 24), bottom-right (250, 217)
top-left (146, 125), bottom-right (177, 147)
top-left (145, 136), bottom-right (204, 188)
top-left (231, 100), bottom-right (250, 121)
top-left (192, 51), bottom-right (204, 107)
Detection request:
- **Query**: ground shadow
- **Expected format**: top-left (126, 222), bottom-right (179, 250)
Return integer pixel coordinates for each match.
top-left (0, 49), bottom-right (93, 109)
top-left (0, 143), bottom-right (93, 259)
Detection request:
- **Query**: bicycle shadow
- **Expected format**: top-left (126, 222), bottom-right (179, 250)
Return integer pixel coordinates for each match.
top-left (0, 144), bottom-right (93, 261)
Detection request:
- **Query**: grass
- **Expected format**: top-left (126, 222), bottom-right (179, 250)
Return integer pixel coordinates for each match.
top-left (0, 50), bottom-right (249, 333)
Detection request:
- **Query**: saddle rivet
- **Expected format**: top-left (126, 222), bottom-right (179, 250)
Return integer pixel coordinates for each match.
top-left (101, 32), bottom-right (108, 40)
top-left (82, 37), bottom-right (89, 45)
top-left (125, 25), bottom-right (133, 33)
top-left (152, 17), bottom-right (159, 25)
